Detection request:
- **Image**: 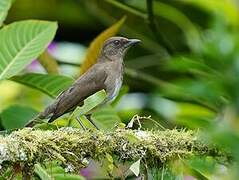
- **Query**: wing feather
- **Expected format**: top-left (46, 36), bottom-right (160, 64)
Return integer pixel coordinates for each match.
top-left (42, 64), bottom-right (107, 122)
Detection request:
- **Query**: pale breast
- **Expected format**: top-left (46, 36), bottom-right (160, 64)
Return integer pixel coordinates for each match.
top-left (111, 78), bottom-right (122, 100)
top-left (104, 61), bottom-right (123, 103)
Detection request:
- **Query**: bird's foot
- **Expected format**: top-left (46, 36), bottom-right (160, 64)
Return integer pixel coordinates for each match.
top-left (76, 117), bottom-right (87, 130)
top-left (85, 114), bottom-right (100, 130)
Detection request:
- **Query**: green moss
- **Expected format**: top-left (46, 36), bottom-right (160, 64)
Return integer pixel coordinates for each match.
top-left (0, 128), bottom-right (224, 173)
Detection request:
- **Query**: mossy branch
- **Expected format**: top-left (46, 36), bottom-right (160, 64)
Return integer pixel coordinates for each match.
top-left (0, 128), bottom-right (227, 174)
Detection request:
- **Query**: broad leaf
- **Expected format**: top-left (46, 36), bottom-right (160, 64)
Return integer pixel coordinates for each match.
top-left (80, 16), bottom-right (126, 75)
top-left (11, 73), bottom-right (74, 98)
top-left (0, 0), bottom-right (12, 27)
top-left (0, 104), bottom-right (38, 129)
top-left (0, 20), bottom-right (57, 80)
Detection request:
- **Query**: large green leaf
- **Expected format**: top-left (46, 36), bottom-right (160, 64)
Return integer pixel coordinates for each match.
top-left (0, 20), bottom-right (57, 80)
top-left (11, 73), bottom-right (74, 98)
top-left (0, 104), bottom-right (38, 129)
top-left (0, 0), bottom-right (12, 27)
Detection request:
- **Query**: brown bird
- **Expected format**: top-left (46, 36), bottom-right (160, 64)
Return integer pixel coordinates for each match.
top-left (25, 37), bottom-right (140, 128)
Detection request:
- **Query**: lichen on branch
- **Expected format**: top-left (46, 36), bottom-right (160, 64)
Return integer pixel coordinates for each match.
top-left (0, 128), bottom-right (224, 173)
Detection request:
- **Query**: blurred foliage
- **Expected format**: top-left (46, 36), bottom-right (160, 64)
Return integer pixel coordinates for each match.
top-left (0, 0), bottom-right (239, 179)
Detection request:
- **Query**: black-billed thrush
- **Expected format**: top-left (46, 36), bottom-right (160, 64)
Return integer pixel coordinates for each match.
top-left (25, 37), bottom-right (141, 127)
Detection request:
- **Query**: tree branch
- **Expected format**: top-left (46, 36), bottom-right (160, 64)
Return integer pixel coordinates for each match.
top-left (0, 128), bottom-right (226, 174)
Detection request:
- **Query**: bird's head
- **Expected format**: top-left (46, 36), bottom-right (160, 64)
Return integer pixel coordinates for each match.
top-left (100, 37), bottom-right (141, 61)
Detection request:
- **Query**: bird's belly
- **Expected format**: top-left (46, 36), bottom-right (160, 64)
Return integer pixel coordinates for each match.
top-left (107, 78), bottom-right (122, 102)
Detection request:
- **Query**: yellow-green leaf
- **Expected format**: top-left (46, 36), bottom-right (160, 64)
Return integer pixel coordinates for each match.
top-left (80, 16), bottom-right (126, 75)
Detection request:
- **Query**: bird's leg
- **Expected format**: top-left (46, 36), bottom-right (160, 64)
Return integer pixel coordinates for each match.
top-left (85, 114), bottom-right (100, 130)
top-left (76, 117), bottom-right (86, 131)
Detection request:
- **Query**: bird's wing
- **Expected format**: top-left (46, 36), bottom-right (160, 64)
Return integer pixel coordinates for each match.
top-left (46, 64), bottom-right (107, 121)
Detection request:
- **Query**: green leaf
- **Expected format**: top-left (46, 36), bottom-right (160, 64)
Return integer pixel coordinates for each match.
top-left (129, 159), bottom-right (141, 177)
top-left (0, 20), bottom-right (57, 80)
top-left (0, 0), bottom-right (13, 27)
top-left (91, 106), bottom-right (121, 130)
top-left (11, 73), bottom-right (74, 98)
top-left (0, 104), bottom-right (38, 129)
top-left (34, 164), bottom-right (52, 180)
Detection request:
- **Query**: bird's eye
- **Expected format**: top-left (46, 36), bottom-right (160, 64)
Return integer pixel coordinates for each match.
top-left (114, 40), bottom-right (120, 45)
